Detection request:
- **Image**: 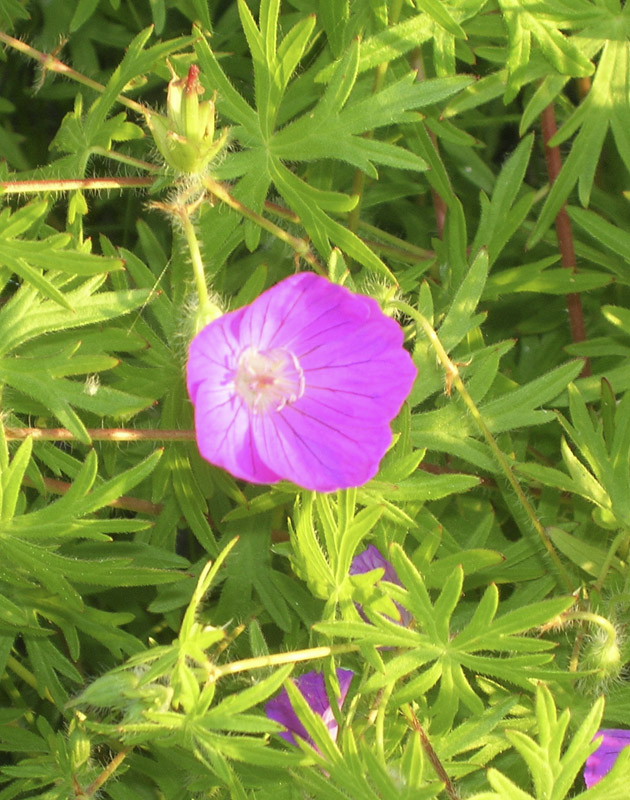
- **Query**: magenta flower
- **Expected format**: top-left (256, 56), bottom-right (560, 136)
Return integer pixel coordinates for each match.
top-left (265, 668), bottom-right (353, 747)
top-left (350, 545), bottom-right (412, 626)
top-left (584, 729), bottom-right (630, 787)
top-left (186, 273), bottom-right (416, 492)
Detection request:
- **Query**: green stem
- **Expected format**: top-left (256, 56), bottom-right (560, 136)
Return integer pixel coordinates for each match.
top-left (89, 147), bottom-right (160, 173)
top-left (375, 682), bottom-right (393, 765)
top-left (202, 177), bottom-right (325, 275)
top-left (391, 300), bottom-right (574, 592)
top-left (564, 611), bottom-right (617, 642)
top-left (6, 656), bottom-right (55, 703)
top-left (83, 748), bottom-right (132, 798)
top-left (180, 207), bottom-right (211, 315)
top-left (210, 644), bottom-right (358, 681)
top-left (593, 529), bottom-right (629, 594)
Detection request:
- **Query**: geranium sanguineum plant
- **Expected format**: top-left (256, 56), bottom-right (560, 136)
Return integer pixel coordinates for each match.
top-left (265, 669), bottom-right (354, 747)
top-left (186, 273), bottom-right (416, 491)
top-left (584, 729), bottom-right (630, 787)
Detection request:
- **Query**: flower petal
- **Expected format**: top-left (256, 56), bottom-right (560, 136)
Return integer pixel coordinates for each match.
top-left (265, 669), bottom-right (353, 748)
top-left (187, 273), bottom-right (417, 491)
top-left (253, 400), bottom-right (393, 491)
top-left (585, 729), bottom-right (630, 787)
top-left (192, 384), bottom-right (281, 485)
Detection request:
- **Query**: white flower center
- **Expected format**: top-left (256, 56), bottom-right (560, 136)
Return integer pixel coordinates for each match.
top-left (234, 346), bottom-right (305, 414)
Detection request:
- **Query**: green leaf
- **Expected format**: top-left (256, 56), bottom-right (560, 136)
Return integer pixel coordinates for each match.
top-left (480, 360), bottom-right (584, 434)
top-left (416, 0), bottom-right (466, 39)
top-left (438, 248), bottom-right (489, 352)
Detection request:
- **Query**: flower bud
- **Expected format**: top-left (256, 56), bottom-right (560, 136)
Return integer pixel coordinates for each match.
top-left (148, 63), bottom-right (228, 174)
top-left (582, 629), bottom-right (623, 686)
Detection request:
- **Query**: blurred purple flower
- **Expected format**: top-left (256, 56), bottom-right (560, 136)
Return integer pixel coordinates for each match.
top-left (584, 729), bottom-right (630, 787)
top-left (265, 669), bottom-right (354, 747)
top-left (186, 273), bottom-right (416, 492)
top-left (350, 545), bottom-right (412, 626)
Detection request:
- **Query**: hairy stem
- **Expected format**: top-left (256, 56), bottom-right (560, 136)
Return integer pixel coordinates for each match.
top-left (0, 177), bottom-right (154, 194)
top-left (210, 644), bottom-right (358, 681)
top-left (391, 300), bottom-right (574, 592)
top-left (0, 31), bottom-right (156, 119)
top-left (179, 203), bottom-right (212, 317)
top-left (202, 177), bottom-right (325, 274)
top-left (83, 748), bottom-right (132, 798)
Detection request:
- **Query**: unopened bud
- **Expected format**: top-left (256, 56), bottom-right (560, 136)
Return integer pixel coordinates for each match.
top-left (148, 63), bottom-right (228, 174)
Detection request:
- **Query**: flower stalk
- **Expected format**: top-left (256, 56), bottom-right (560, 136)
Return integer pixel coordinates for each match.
top-left (391, 299), bottom-right (574, 592)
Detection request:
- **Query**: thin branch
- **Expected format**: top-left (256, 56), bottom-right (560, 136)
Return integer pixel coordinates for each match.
top-left (202, 176), bottom-right (326, 275)
top-left (410, 48), bottom-right (447, 238)
top-left (21, 475), bottom-right (164, 515)
top-left (391, 300), bottom-right (575, 593)
top-left (82, 748), bottom-right (133, 798)
top-left (403, 706), bottom-right (459, 800)
top-left (540, 103), bottom-right (591, 376)
top-left (0, 31), bottom-right (156, 119)
top-left (4, 427), bottom-right (196, 441)
top-left (0, 177), bottom-right (155, 194)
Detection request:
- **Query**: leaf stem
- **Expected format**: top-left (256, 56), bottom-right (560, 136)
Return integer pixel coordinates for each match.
top-left (83, 747), bottom-right (132, 798)
top-left (391, 300), bottom-right (574, 592)
top-left (402, 705), bottom-right (459, 800)
top-left (347, 0), bottom-right (404, 235)
top-left (6, 656), bottom-right (55, 704)
top-left (210, 645), bottom-right (358, 681)
top-left (201, 176), bottom-right (325, 274)
top-left (593, 528), bottom-right (629, 593)
top-left (21, 474), bottom-right (164, 515)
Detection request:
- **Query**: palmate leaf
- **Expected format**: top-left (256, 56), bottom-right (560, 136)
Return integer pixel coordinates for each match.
top-left (196, 9), bottom-right (471, 271)
top-left (315, 0), bottom-right (486, 82)
top-left (498, 0), bottom-right (593, 101)
top-left (0, 445), bottom-right (184, 702)
top-left (557, 385), bottom-right (630, 527)
top-left (467, 684), bottom-right (630, 799)
top-left (316, 548), bottom-right (573, 732)
top-left (0, 200), bottom-right (124, 310)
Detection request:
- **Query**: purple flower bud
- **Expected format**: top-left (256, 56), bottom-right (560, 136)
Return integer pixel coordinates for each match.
top-left (186, 273), bottom-right (417, 492)
top-left (349, 545), bottom-right (412, 626)
top-left (584, 729), bottom-right (630, 787)
top-left (265, 669), bottom-right (353, 747)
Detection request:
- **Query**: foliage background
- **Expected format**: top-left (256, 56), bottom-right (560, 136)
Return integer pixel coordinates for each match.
top-left (1, 0), bottom-right (630, 797)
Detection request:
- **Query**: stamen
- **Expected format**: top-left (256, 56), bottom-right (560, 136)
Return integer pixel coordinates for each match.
top-left (234, 346), bottom-right (305, 414)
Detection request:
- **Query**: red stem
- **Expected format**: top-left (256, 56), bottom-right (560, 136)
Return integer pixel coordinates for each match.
top-left (540, 104), bottom-right (591, 376)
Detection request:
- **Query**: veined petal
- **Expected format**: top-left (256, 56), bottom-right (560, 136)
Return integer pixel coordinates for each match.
top-left (265, 669), bottom-right (353, 748)
top-left (193, 383), bottom-right (281, 484)
top-left (253, 400), bottom-right (393, 491)
top-left (187, 272), bottom-right (417, 492)
top-left (186, 307), bottom-right (245, 404)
